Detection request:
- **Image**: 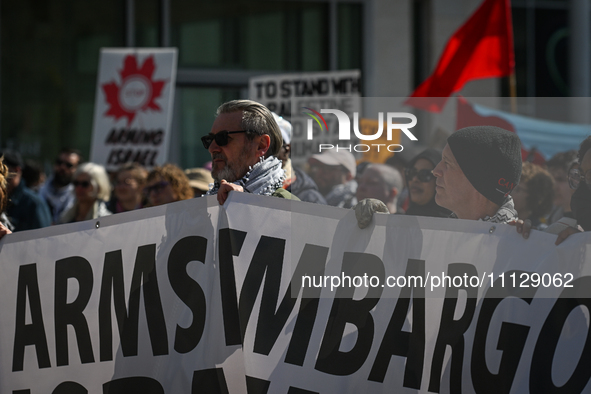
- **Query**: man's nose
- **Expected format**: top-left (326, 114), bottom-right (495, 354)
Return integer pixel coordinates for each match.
top-left (432, 161), bottom-right (443, 177)
top-left (208, 140), bottom-right (221, 153)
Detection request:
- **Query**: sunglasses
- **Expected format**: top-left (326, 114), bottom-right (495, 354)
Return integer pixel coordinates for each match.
top-left (405, 168), bottom-right (434, 183)
top-left (73, 180), bottom-right (91, 188)
top-left (56, 159), bottom-right (75, 169)
top-left (201, 130), bottom-right (254, 149)
top-left (144, 181), bottom-right (170, 194)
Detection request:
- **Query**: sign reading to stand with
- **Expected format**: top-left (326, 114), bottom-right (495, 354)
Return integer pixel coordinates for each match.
top-left (90, 48), bottom-right (177, 171)
top-left (248, 70), bottom-right (361, 164)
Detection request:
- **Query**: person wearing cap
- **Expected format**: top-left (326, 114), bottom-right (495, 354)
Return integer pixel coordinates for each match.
top-left (203, 100), bottom-right (297, 205)
top-left (1, 150), bottom-right (51, 231)
top-left (185, 167), bottom-right (214, 197)
top-left (356, 164), bottom-right (403, 213)
top-left (308, 150), bottom-right (358, 208)
top-left (432, 126), bottom-right (521, 222)
top-left (272, 113), bottom-right (326, 204)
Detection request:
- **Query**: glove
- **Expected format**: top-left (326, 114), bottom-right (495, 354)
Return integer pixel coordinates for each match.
top-left (354, 198), bottom-right (389, 229)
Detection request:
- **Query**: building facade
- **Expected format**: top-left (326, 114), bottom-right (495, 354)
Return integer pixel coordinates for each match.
top-left (0, 0), bottom-right (578, 168)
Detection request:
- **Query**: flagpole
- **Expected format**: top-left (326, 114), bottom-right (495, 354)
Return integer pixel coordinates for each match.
top-left (509, 72), bottom-right (517, 113)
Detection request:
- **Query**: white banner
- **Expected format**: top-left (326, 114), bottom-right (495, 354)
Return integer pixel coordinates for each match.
top-left (90, 48), bottom-right (178, 171)
top-left (1, 193), bottom-right (590, 393)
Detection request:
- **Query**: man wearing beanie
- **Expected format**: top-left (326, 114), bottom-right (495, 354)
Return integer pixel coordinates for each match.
top-left (432, 125), bottom-right (522, 222)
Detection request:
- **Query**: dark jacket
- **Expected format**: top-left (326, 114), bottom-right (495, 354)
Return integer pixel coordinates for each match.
top-left (7, 181), bottom-right (52, 231)
top-left (288, 166), bottom-right (327, 204)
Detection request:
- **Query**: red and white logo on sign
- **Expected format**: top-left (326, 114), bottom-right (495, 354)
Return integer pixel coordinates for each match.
top-left (102, 55), bottom-right (166, 126)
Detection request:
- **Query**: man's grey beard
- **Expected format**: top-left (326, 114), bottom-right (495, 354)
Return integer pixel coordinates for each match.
top-left (212, 157), bottom-right (252, 183)
top-left (211, 143), bottom-right (254, 183)
top-left (213, 165), bottom-right (241, 183)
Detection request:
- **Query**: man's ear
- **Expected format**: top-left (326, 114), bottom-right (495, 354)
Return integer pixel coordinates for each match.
top-left (284, 143), bottom-right (291, 157)
top-left (256, 134), bottom-right (271, 157)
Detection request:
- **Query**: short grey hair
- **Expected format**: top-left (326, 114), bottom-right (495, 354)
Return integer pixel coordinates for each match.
top-left (367, 164), bottom-right (404, 193)
top-left (75, 162), bottom-right (112, 201)
top-left (216, 100), bottom-right (282, 157)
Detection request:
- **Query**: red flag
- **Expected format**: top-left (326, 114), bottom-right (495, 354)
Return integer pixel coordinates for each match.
top-left (406, 0), bottom-right (514, 112)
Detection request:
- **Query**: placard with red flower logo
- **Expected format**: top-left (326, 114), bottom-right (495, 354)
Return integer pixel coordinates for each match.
top-left (90, 48), bottom-right (177, 171)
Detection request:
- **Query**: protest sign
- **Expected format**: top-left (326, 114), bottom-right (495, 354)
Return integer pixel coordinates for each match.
top-left (249, 70), bottom-right (361, 164)
top-left (1, 194), bottom-right (590, 393)
top-left (90, 48), bottom-right (177, 171)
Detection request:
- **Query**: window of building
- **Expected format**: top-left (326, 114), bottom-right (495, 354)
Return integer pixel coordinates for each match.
top-left (1, 0), bottom-right (363, 169)
top-left (1, 0), bottom-right (125, 163)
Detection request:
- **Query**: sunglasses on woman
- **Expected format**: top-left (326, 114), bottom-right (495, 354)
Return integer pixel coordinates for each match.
top-left (201, 130), bottom-right (255, 149)
top-left (405, 167), bottom-right (434, 182)
top-left (73, 180), bottom-right (91, 188)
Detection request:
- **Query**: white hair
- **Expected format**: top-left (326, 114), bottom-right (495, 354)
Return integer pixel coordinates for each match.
top-left (75, 162), bottom-right (111, 201)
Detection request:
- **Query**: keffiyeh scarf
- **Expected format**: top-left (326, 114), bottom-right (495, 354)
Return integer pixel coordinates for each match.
top-left (449, 196), bottom-right (518, 224)
top-left (206, 156), bottom-right (285, 197)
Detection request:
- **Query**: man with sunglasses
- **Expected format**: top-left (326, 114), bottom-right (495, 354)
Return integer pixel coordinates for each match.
top-left (40, 147), bottom-right (82, 223)
top-left (203, 100), bottom-right (296, 204)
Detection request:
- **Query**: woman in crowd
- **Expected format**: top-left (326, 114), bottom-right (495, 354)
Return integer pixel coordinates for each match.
top-left (0, 157), bottom-right (12, 238)
top-left (145, 163), bottom-right (193, 206)
top-left (58, 162), bottom-right (112, 223)
top-left (184, 167), bottom-right (214, 197)
top-left (511, 162), bottom-right (554, 228)
top-left (514, 136), bottom-right (591, 244)
top-left (545, 150), bottom-right (578, 224)
top-left (404, 148), bottom-right (451, 218)
top-left (109, 163), bottom-right (148, 213)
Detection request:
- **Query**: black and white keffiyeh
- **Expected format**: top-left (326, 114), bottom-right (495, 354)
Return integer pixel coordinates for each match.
top-left (449, 196), bottom-right (518, 224)
top-left (481, 196), bottom-right (518, 224)
top-left (206, 156), bottom-right (285, 197)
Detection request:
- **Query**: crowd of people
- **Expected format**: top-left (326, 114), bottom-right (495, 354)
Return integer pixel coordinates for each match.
top-left (0, 100), bottom-right (588, 247)
top-left (0, 148), bottom-right (208, 235)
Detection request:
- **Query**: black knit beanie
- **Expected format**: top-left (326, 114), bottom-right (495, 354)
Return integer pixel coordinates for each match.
top-left (447, 126), bottom-right (522, 206)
